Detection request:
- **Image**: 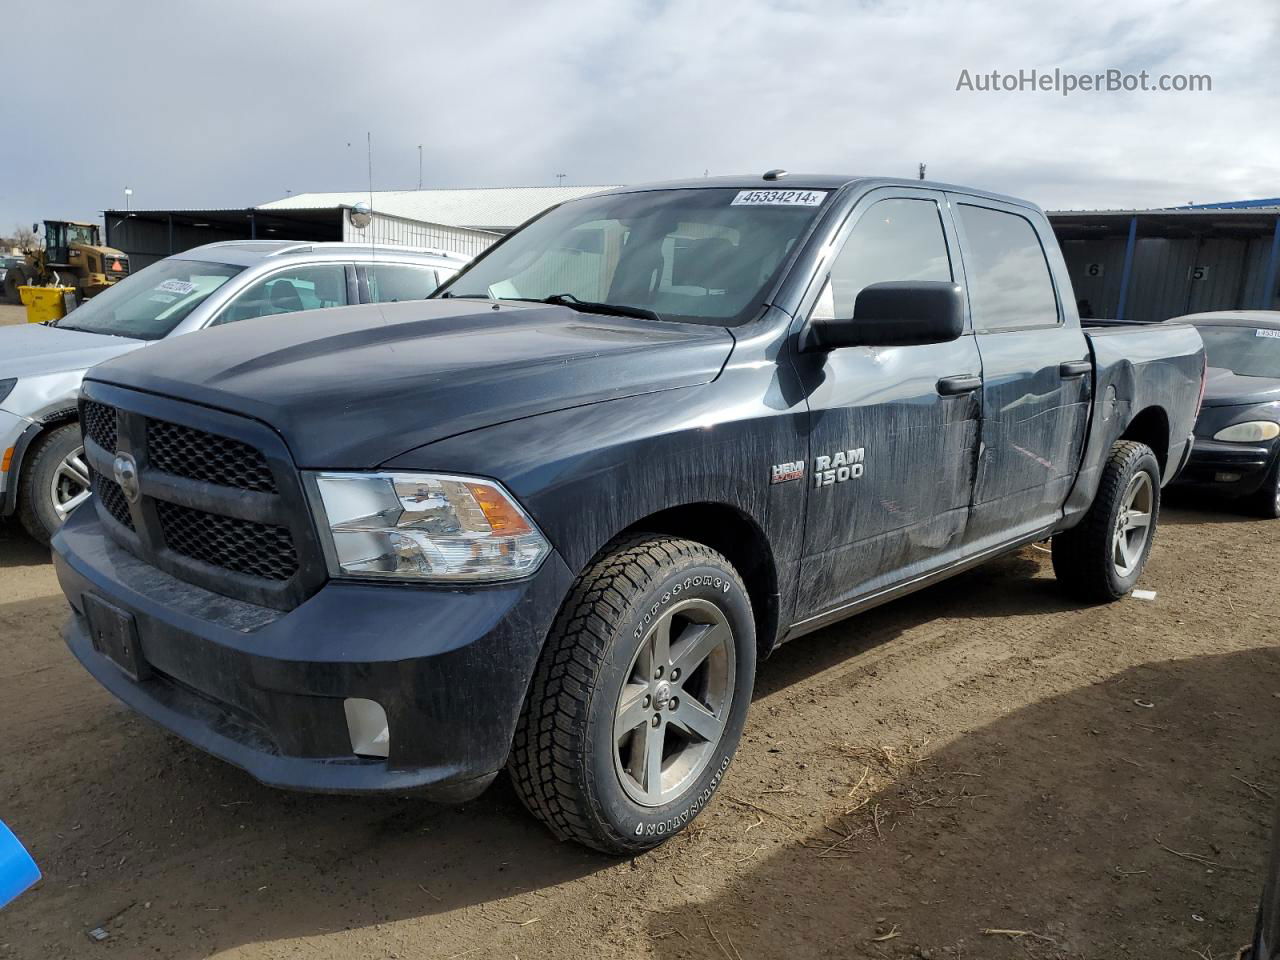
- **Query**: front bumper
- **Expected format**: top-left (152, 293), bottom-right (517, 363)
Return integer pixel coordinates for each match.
top-left (53, 506), bottom-right (574, 798)
top-left (1170, 437), bottom-right (1278, 498)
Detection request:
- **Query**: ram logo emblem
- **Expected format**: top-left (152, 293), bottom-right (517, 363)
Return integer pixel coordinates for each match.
top-left (814, 448), bottom-right (865, 487)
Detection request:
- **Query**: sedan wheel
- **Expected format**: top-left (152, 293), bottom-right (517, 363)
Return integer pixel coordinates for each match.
top-left (50, 444), bottom-right (92, 522)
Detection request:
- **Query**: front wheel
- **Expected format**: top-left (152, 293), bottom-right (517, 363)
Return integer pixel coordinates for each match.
top-left (1253, 460), bottom-right (1280, 519)
top-left (3, 269), bottom-right (24, 304)
top-left (508, 534), bottom-right (756, 854)
top-left (1052, 440), bottom-right (1161, 602)
top-left (17, 423), bottom-right (91, 546)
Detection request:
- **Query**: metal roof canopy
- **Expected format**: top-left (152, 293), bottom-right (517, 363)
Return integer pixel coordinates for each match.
top-left (1049, 207), bottom-right (1280, 240)
top-left (103, 206), bottom-right (343, 243)
top-left (260, 185), bottom-right (623, 233)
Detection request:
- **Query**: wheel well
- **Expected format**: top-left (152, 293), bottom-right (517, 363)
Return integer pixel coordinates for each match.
top-left (4, 415), bottom-right (78, 507)
top-left (1119, 406), bottom-right (1170, 474)
top-left (619, 503), bottom-right (781, 657)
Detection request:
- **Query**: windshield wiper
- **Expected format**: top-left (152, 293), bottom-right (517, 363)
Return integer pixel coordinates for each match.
top-left (537, 293), bottom-right (661, 323)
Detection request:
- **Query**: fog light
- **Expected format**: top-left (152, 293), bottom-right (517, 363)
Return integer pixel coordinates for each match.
top-left (1214, 471), bottom-right (1242, 483)
top-left (344, 698), bottom-right (390, 758)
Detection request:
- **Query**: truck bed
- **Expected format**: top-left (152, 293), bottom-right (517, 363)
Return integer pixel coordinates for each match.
top-left (1062, 320), bottom-right (1205, 521)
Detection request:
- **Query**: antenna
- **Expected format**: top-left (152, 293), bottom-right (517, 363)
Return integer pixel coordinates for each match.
top-left (418, 144), bottom-right (423, 190)
top-left (918, 162), bottom-right (927, 181)
top-left (368, 132), bottom-right (375, 265)
top-left (555, 173), bottom-right (566, 186)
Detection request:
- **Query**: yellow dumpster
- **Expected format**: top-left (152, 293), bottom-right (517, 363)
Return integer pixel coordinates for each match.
top-left (18, 286), bottom-right (77, 324)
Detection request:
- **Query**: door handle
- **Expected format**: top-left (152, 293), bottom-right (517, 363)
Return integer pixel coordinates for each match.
top-left (1060, 360), bottom-right (1091, 378)
top-left (937, 374), bottom-right (982, 396)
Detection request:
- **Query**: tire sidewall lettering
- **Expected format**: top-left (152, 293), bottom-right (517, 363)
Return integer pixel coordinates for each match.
top-left (633, 754), bottom-right (733, 837)
top-left (634, 572), bottom-right (734, 640)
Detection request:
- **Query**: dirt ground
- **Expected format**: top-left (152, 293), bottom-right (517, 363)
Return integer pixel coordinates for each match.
top-left (0, 304), bottom-right (28, 326)
top-left (1, 496), bottom-right (1278, 960)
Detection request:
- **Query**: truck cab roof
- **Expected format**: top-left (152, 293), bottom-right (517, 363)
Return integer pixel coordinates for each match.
top-left (593, 173), bottom-right (1041, 212)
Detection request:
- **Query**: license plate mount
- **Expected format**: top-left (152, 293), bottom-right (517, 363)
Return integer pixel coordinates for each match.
top-left (83, 594), bottom-right (150, 681)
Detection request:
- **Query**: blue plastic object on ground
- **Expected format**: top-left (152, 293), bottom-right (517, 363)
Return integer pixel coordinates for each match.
top-left (0, 819), bottom-right (39, 908)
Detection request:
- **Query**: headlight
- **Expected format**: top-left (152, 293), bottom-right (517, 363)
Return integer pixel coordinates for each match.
top-left (0, 379), bottom-right (16, 406)
top-left (1213, 421), bottom-right (1280, 443)
top-left (309, 471), bottom-right (550, 582)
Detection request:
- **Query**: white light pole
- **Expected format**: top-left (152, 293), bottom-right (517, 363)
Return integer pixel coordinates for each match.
top-left (124, 187), bottom-right (133, 212)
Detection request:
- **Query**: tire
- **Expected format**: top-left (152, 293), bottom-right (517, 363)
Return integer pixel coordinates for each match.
top-left (17, 423), bottom-right (91, 546)
top-left (3, 269), bottom-right (24, 304)
top-left (1051, 440), bottom-right (1161, 602)
top-left (508, 534), bottom-right (756, 854)
top-left (1253, 460), bottom-right (1280, 519)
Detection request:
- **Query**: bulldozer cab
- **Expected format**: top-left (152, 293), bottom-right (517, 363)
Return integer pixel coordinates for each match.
top-left (43, 220), bottom-right (101, 267)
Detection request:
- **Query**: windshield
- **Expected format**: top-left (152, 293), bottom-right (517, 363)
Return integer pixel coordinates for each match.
top-left (437, 187), bottom-right (829, 326)
top-left (1196, 324), bottom-right (1280, 380)
top-left (66, 224), bottom-right (98, 246)
top-left (57, 258), bottom-right (244, 340)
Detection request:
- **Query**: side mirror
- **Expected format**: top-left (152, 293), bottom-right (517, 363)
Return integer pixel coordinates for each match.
top-left (806, 281), bottom-right (966, 350)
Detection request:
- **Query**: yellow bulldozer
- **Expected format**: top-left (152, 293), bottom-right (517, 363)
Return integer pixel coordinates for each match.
top-left (3, 220), bottom-right (130, 303)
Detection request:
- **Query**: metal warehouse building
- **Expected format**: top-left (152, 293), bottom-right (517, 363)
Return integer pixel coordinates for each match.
top-left (103, 185), bottom-right (618, 269)
top-left (1048, 199), bottom-right (1280, 322)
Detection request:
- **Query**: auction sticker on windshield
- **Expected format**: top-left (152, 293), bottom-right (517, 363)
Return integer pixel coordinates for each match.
top-left (731, 190), bottom-right (828, 206)
top-left (1256, 329), bottom-right (1280, 339)
top-left (156, 279), bottom-right (196, 296)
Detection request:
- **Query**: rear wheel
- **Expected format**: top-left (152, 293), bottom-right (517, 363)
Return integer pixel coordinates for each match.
top-left (1052, 440), bottom-right (1161, 602)
top-left (17, 423), bottom-right (90, 546)
top-left (508, 534), bottom-right (755, 854)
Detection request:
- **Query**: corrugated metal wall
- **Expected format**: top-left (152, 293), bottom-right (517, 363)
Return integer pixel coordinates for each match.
top-left (1057, 230), bottom-right (1280, 321)
top-left (346, 213), bottom-right (499, 257)
top-left (1058, 237), bottom-right (1130, 317)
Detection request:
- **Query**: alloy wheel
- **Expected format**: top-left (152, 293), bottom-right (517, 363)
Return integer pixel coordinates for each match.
top-left (613, 598), bottom-right (736, 807)
top-left (50, 444), bottom-right (91, 521)
top-left (1113, 471), bottom-right (1153, 577)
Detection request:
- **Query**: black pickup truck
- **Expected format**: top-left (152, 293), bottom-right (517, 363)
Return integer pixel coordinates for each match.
top-left (53, 174), bottom-right (1206, 853)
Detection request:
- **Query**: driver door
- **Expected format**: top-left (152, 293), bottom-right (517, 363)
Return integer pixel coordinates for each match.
top-left (791, 189), bottom-right (983, 620)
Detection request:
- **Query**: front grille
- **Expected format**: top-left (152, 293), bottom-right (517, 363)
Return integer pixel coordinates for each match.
top-left (91, 467), bottom-right (134, 530)
top-left (79, 391), bottom-right (317, 609)
top-left (156, 500), bottom-right (298, 581)
top-left (83, 400), bottom-right (117, 451)
top-left (147, 419), bottom-right (277, 493)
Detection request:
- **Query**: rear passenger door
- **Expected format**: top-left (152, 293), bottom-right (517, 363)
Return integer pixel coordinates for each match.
top-left (793, 188), bottom-right (984, 620)
top-left (209, 263), bottom-right (352, 326)
top-left (359, 263), bottom-right (442, 303)
top-left (950, 197), bottom-right (1092, 545)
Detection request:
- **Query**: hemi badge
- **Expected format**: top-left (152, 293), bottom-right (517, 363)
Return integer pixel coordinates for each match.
top-left (770, 461), bottom-right (805, 484)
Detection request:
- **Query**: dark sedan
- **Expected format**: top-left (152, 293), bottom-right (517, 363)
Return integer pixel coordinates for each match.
top-left (1169, 311), bottom-right (1280, 517)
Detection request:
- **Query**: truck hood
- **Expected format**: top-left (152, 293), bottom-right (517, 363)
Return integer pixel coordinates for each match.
top-left (87, 299), bottom-right (735, 467)
top-left (1200, 366), bottom-right (1280, 408)
top-left (0, 323), bottom-right (143, 378)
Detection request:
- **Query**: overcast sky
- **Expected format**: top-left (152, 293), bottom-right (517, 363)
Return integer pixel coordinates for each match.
top-left (2, 0), bottom-right (1276, 232)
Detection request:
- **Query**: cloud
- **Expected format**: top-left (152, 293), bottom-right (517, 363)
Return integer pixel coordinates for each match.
top-left (1, 0), bottom-right (1275, 232)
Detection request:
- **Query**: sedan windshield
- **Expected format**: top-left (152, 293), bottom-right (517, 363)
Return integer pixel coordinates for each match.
top-left (437, 187), bottom-right (830, 326)
top-left (56, 259), bottom-right (244, 340)
top-left (1196, 324), bottom-right (1280, 379)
